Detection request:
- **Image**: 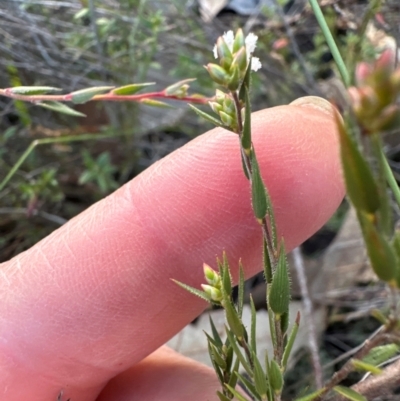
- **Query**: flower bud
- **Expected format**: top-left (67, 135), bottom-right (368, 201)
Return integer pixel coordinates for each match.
top-left (233, 28), bottom-right (245, 53)
top-left (231, 46), bottom-right (248, 77)
top-left (206, 63), bottom-right (230, 86)
top-left (201, 284), bottom-right (223, 302)
top-left (219, 110), bottom-right (234, 126)
top-left (227, 65), bottom-right (240, 91)
top-left (203, 263), bottom-right (221, 286)
top-left (215, 36), bottom-right (232, 62)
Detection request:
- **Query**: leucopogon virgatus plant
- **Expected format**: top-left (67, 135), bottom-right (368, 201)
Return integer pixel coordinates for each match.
top-left (2, 14), bottom-right (400, 401)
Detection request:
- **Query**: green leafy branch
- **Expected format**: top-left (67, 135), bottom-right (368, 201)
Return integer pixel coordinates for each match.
top-left (0, 79), bottom-right (208, 118)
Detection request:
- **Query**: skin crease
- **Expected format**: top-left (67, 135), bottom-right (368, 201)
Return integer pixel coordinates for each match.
top-left (0, 99), bottom-right (344, 401)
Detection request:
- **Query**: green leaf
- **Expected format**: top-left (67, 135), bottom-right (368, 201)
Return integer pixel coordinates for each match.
top-left (236, 372), bottom-right (259, 400)
top-left (392, 230), bottom-right (400, 287)
top-left (10, 86), bottom-right (61, 95)
top-left (241, 86), bottom-right (251, 154)
top-left (362, 344), bottom-right (399, 366)
top-left (74, 7), bottom-right (89, 19)
top-left (70, 86), bottom-right (114, 104)
top-left (282, 312), bottom-right (300, 371)
top-left (112, 82), bottom-right (155, 96)
top-left (269, 360), bottom-right (283, 393)
top-left (209, 316), bottom-right (223, 348)
top-left (352, 359), bottom-right (382, 375)
top-left (228, 358), bottom-right (240, 388)
top-left (336, 114), bottom-right (380, 214)
top-left (222, 256), bottom-right (232, 296)
top-left (294, 388), bottom-right (326, 401)
top-left (226, 328), bottom-right (252, 376)
top-left (238, 262), bottom-right (245, 318)
top-left (208, 342), bottom-right (225, 386)
top-left (164, 78), bottom-right (196, 95)
top-left (140, 98), bottom-right (174, 108)
top-left (38, 101), bottom-right (85, 117)
top-left (171, 279), bottom-right (211, 303)
top-left (263, 238), bottom-right (273, 285)
top-left (280, 309), bottom-right (289, 335)
top-left (188, 104), bottom-right (227, 128)
top-left (268, 242), bottom-right (291, 316)
top-left (210, 343), bottom-right (227, 370)
top-left (225, 384), bottom-right (252, 401)
top-left (250, 295), bottom-right (257, 355)
top-left (333, 386), bottom-right (367, 401)
top-left (224, 297), bottom-right (245, 340)
top-left (217, 391), bottom-right (232, 401)
top-left (239, 60), bottom-right (252, 102)
top-left (252, 352), bottom-right (268, 398)
top-left (250, 149), bottom-right (267, 221)
top-left (358, 212), bottom-right (397, 282)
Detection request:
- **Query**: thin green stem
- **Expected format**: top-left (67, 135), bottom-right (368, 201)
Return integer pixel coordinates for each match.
top-left (381, 149), bottom-right (400, 207)
top-left (308, 0), bottom-right (350, 87)
top-left (0, 133), bottom-right (115, 192)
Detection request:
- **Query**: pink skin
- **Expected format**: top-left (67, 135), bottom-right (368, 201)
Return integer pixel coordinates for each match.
top-left (0, 101), bottom-right (344, 401)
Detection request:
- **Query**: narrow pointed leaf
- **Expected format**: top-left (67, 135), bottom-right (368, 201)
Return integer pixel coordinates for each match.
top-left (236, 372), bottom-right (259, 399)
top-left (239, 60), bottom-right (252, 102)
top-left (250, 295), bottom-right (257, 355)
top-left (189, 104), bottom-right (227, 128)
top-left (164, 78), bottom-right (196, 95)
top-left (269, 360), bottom-right (283, 393)
top-left (38, 101), bottom-right (85, 117)
top-left (222, 256), bottom-right (232, 296)
top-left (336, 113), bottom-right (380, 213)
top-left (210, 343), bottom-right (227, 370)
top-left (263, 238), bottom-right (273, 284)
top-left (266, 194), bottom-right (278, 249)
top-left (241, 86), bottom-right (251, 154)
top-left (268, 242), bottom-right (291, 316)
top-left (294, 388), bottom-right (326, 401)
top-left (333, 386), bottom-right (367, 401)
top-left (282, 312), bottom-right (300, 371)
top-left (140, 98), bottom-right (174, 108)
top-left (224, 297), bottom-right (245, 340)
top-left (250, 149), bottom-right (267, 221)
top-left (112, 82), bottom-right (155, 95)
top-left (208, 342), bottom-right (225, 385)
top-left (227, 358), bottom-right (240, 388)
top-left (392, 231), bottom-right (400, 287)
top-left (358, 212), bottom-right (397, 282)
top-left (362, 344), bottom-right (399, 366)
top-left (352, 359), bottom-right (382, 375)
top-left (70, 86), bottom-right (114, 104)
top-left (225, 384), bottom-right (251, 401)
top-left (238, 261), bottom-right (245, 318)
top-left (267, 308), bottom-right (277, 349)
top-left (226, 328), bottom-right (252, 376)
top-left (225, 342), bottom-right (234, 371)
top-left (241, 150), bottom-right (250, 179)
top-left (10, 86), bottom-right (61, 95)
top-left (171, 279), bottom-right (210, 302)
top-left (252, 352), bottom-right (268, 398)
top-left (209, 316), bottom-right (223, 348)
top-left (217, 391), bottom-right (232, 401)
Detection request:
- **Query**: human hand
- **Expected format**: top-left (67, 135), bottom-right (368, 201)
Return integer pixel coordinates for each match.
top-left (0, 97), bottom-right (344, 401)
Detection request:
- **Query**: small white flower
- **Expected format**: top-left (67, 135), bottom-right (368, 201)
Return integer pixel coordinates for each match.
top-left (213, 30), bottom-right (261, 71)
top-left (251, 57), bottom-right (262, 71)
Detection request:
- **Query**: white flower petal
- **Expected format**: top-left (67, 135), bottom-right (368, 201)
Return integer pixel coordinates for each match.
top-left (245, 33), bottom-right (258, 54)
top-left (223, 30), bottom-right (235, 51)
top-left (213, 44), bottom-right (218, 59)
top-left (251, 57), bottom-right (262, 71)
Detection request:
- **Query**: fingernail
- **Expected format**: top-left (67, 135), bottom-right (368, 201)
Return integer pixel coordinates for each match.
top-left (290, 96), bottom-right (334, 116)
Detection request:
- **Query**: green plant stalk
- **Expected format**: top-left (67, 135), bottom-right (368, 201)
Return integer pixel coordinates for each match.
top-left (308, 0), bottom-right (350, 87)
top-left (381, 149), bottom-right (400, 208)
top-left (0, 133), bottom-right (115, 192)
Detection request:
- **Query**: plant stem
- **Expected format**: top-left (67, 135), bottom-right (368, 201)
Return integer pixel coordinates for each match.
top-left (308, 0), bottom-right (350, 87)
top-left (0, 133), bottom-right (115, 192)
